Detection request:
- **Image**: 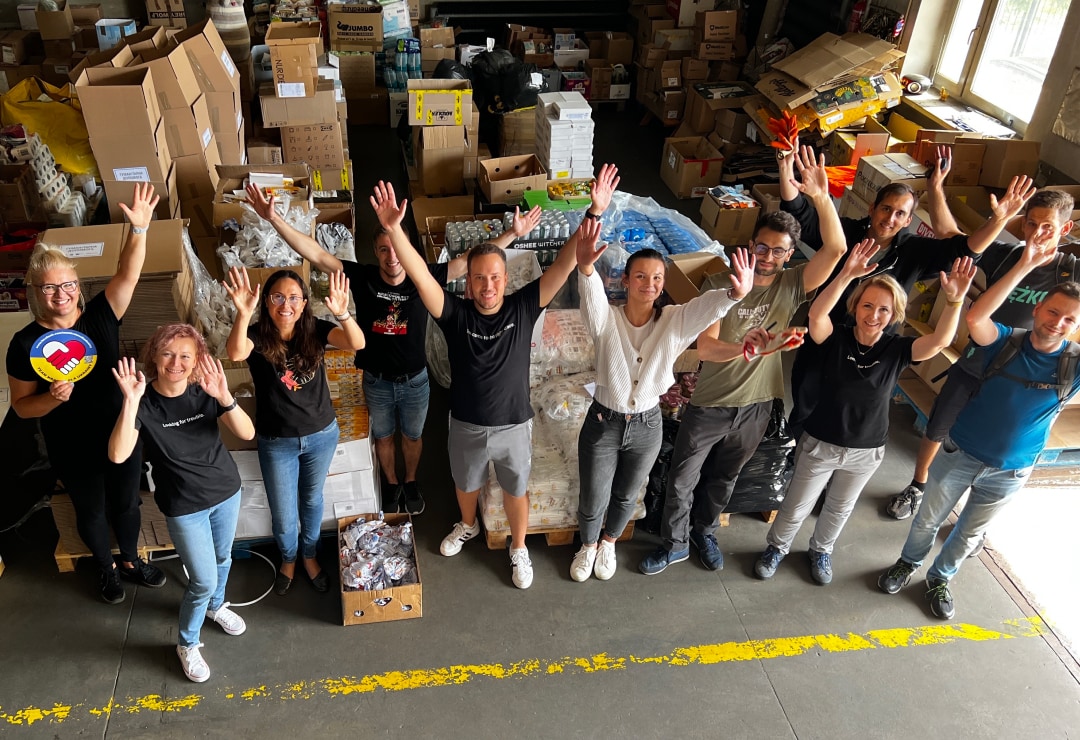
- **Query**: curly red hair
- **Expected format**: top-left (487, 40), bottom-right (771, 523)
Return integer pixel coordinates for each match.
top-left (141, 323), bottom-right (210, 383)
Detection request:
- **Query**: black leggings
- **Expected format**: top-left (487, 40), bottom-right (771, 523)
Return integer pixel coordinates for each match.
top-left (57, 444), bottom-right (144, 573)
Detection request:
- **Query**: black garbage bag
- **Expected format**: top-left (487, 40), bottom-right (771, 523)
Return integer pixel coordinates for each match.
top-left (469, 49), bottom-right (541, 114)
top-left (726, 398), bottom-right (796, 513)
top-left (433, 58), bottom-right (471, 80)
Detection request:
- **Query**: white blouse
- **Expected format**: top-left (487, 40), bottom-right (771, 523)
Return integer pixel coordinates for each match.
top-left (578, 268), bottom-right (739, 414)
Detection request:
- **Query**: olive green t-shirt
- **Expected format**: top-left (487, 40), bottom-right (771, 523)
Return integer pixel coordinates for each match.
top-left (690, 263), bottom-right (808, 408)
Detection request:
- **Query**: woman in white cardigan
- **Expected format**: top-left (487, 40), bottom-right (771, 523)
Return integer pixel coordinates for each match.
top-left (571, 222), bottom-right (755, 582)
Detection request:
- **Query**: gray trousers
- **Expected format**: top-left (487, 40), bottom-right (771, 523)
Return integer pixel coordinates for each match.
top-left (661, 401), bottom-right (772, 551)
top-left (766, 433), bottom-right (884, 555)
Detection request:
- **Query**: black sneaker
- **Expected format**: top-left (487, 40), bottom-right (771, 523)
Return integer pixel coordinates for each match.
top-left (383, 484), bottom-right (405, 514)
top-left (926, 577), bottom-right (955, 619)
top-left (878, 558), bottom-right (916, 594)
top-left (689, 531), bottom-right (723, 570)
top-left (100, 567), bottom-right (126, 604)
top-left (403, 481), bottom-right (425, 515)
top-left (117, 557), bottom-right (167, 588)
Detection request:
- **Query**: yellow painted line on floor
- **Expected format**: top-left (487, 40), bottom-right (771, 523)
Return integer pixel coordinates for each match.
top-left (0, 616), bottom-right (1048, 727)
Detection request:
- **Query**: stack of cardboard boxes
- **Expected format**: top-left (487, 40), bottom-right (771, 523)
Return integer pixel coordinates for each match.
top-left (406, 78), bottom-right (473, 196)
top-left (327, 1), bottom-right (388, 126)
top-left (535, 92), bottom-right (594, 180)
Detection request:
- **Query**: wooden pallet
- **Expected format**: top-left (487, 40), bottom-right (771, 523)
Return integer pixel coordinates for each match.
top-left (717, 511), bottom-right (777, 527)
top-left (53, 541), bottom-right (174, 573)
top-left (484, 520), bottom-right (635, 549)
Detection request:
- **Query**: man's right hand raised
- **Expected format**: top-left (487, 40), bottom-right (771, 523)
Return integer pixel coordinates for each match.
top-left (370, 181), bottom-right (408, 230)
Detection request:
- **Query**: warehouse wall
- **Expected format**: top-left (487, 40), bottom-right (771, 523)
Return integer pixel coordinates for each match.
top-left (1027, 0), bottom-right (1080, 184)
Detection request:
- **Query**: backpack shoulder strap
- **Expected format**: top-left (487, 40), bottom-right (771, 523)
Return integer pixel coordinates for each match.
top-left (982, 328), bottom-right (1026, 382)
top-left (1057, 340), bottom-right (1080, 406)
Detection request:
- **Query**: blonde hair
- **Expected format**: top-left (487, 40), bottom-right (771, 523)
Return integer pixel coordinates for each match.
top-left (846, 275), bottom-right (906, 327)
top-left (26, 243), bottom-right (84, 319)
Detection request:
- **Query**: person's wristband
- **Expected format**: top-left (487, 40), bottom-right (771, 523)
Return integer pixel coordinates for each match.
top-left (221, 398), bottom-right (237, 412)
top-left (584, 211), bottom-right (601, 221)
top-left (131, 225), bottom-right (147, 234)
top-left (947, 300), bottom-right (963, 307)
top-left (726, 287), bottom-right (740, 301)
top-left (335, 313), bottom-right (352, 322)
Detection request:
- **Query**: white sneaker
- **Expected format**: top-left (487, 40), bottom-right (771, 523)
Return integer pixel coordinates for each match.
top-left (594, 540), bottom-right (617, 580)
top-left (440, 520), bottom-right (481, 556)
top-left (206, 603), bottom-right (246, 636)
top-left (177, 643), bottom-right (210, 683)
top-left (570, 545), bottom-right (597, 582)
top-left (510, 547), bottom-right (533, 589)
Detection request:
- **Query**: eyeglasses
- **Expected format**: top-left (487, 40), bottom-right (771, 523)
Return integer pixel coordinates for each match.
top-left (752, 243), bottom-right (794, 259)
top-left (268, 293), bottom-right (306, 307)
top-left (37, 280), bottom-right (79, 296)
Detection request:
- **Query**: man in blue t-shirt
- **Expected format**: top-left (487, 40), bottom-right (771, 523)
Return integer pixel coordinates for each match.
top-left (878, 240), bottom-right (1080, 620)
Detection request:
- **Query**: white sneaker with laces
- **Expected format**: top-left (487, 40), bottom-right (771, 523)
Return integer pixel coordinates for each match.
top-left (177, 643), bottom-right (210, 683)
top-left (594, 540), bottom-right (617, 580)
top-left (510, 547), bottom-right (533, 589)
top-left (206, 603), bottom-right (246, 636)
top-left (440, 520), bottom-right (481, 556)
top-left (570, 545), bottom-right (597, 582)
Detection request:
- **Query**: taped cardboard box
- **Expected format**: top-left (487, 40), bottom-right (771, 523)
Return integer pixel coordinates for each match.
top-left (162, 95), bottom-right (215, 158)
top-left (415, 125), bottom-right (465, 196)
top-left (260, 81), bottom-right (338, 127)
top-left (407, 78), bottom-right (473, 126)
top-left (92, 118), bottom-right (173, 183)
top-left (282, 122), bottom-right (346, 170)
top-left (852, 153), bottom-right (928, 205)
top-left (660, 136), bottom-right (723, 198)
top-left (265, 21), bottom-right (322, 98)
top-left (830, 128), bottom-right (889, 166)
top-left (695, 9), bottom-right (737, 41)
top-left (172, 18), bottom-right (241, 94)
top-left (328, 2), bottom-right (384, 51)
top-left (131, 43), bottom-right (203, 112)
top-left (75, 66), bottom-right (162, 140)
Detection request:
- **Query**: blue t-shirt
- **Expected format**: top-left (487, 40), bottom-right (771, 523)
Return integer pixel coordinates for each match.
top-left (951, 323), bottom-right (1080, 469)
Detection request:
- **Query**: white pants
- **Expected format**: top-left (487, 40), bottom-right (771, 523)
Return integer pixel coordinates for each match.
top-left (766, 434), bottom-right (884, 555)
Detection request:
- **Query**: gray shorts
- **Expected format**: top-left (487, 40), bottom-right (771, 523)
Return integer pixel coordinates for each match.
top-left (448, 417), bottom-right (533, 497)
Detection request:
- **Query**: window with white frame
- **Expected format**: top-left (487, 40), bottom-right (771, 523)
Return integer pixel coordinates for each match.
top-left (934, 0), bottom-right (1072, 131)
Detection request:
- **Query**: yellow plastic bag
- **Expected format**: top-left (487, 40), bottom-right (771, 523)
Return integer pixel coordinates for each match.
top-left (1, 77), bottom-right (98, 178)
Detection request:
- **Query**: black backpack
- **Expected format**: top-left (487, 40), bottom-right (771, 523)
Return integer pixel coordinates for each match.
top-left (977, 328), bottom-right (1080, 411)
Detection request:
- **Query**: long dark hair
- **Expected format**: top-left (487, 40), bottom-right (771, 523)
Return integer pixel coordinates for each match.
top-left (254, 270), bottom-right (324, 375)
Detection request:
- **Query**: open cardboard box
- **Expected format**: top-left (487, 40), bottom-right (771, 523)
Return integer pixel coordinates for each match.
top-left (665, 252), bottom-right (730, 304)
top-left (340, 513), bottom-right (422, 626)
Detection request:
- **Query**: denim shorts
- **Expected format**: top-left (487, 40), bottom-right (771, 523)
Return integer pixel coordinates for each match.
top-left (448, 416), bottom-right (533, 497)
top-left (363, 367), bottom-right (431, 440)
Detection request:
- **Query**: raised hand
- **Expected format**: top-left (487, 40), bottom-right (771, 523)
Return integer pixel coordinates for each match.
top-left (1020, 237), bottom-right (1058, 268)
top-left (245, 182), bottom-right (277, 222)
top-left (840, 239), bottom-right (880, 280)
top-left (791, 145), bottom-right (828, 200)
top-left (111, 357), bottom-right (146, 403)
top-left (575, 217), bottom-right (606, 268)
top-left (927, 144), bottom-right (952, 191)
top-left (370, 181), bottom-right (408, 229)
top-left (940, 256), bottom-right (977, 302)
top-left (117, 182), bottom-right (159, 229)
top-left (224, 266), bottom-right (260, 317)
top-left (727, 247), bottom-right (756, 300)
top-left (590, 163), bottom-right (620, 215)
top-left (324, 270), bottom-right (351, 316)
top-left (198, 355), bottom-right (230, 403)
top-left (510, 205), bottom-right (542, 237)
top-left (990, 175), bottom-right (1037, 222)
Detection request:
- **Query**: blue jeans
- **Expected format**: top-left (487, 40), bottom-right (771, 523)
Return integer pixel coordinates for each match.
top-left (900, 439), bottom-right (1032, 582)
top-left (165, 490), bottom-right (241, 648)
top-left (577, 402), bottom-right (663, 545)
top-left (258, 419), bottom-right (339, 562)
top-left (363, 368), bottom-right (430, 440)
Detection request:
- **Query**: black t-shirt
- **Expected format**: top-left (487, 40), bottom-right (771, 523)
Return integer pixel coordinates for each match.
top-left (5, 292), bottom-right (123, 468)
top-left (342, 260), bottom-right (449, 376)
top-left (436, 279), bottom-right (544, 426)
top-left (135, 384), bottom-right (241, 517)
top-left (246, 319), bottom-right (336, 437)
top-left (804, 327), bottom-right (916, 448)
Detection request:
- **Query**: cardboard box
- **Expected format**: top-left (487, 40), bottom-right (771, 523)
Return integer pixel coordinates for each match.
top-left (912, 350), bottom-right (955, 394)
top-left (173, 146), bottom-right (222, 201)
top-left (585, 58), bottom-right (613, 100)
top-left (36, 0), bottom-right (74, 40)
top-left (699, 194), bottom-right (760, 245)
top-left (416, 124), bottom-right (465, 196)
top-left (247, 138), bottom-right (283, 165)
top-left (479, 154), bottom-right (547, 204)
top-left (76, 66), bottom-right (162, 140)
top-left (837, 184), bottom-right (872, 220)
top-left (979, 140), bottom-right (1039, 189)
top-left (602, 31), bottom-right (634, 66)
top-left (328, 2), bottom-right (384, 51)
top-left (389, 91), bottom-right (409, 128)
top-left (695, 9), bottom-right (737, 40)
top-left (96, 19), bottom-right (137, 50)
top-left (212, 163), bottom-right (311, 227)
top-left (93, 118), bottom-right (173, 182)
top-left (681, 56), bottom-right (710, 82)
top-left (658, 59), bottom-right (682, 90)
top-left (37, 220), bottom-right (184, 278)
top-left (282, 122), bottom-right (347, 170)
top-left (637, 43), bottom-right (667, 69)
top-left (206, 89), bottom-right (243, 135)
top-left (419, 26), bottom-right (455, 48)
top-left (171, 18), bottom-right (240, 94)
top-left (830, 129), bottom-right (890, 166)
top-left (660, 136), bottom-right (723, 198)
top-left (146, 0), bottom-right (184, 28)
top-left (421, 45), bottom-right (455, 74)
top-left (103, 164), bottom-right (178, 223)
top-left (664, 252), bottom-right (729, 303)
top-left (406, 78), bottom-right (473, 126)
top-left (648, 89), bottom-right (686, 122)
top-left (852, 153), bottom-right (929, 204)
top-left (0, 164), bottom-right (40, 223)
top-left (633, 4), bottom-right (675, 48)
top-left (340, 513), bottom-right (422, 625)
top-left (751, 183), bottom-right (782, 214)
top-left (133, 44), bottom-right (203, 112)
top-left (667, 0), bottom-right (717, 29)
top-left (773, 32), bottom-right (898, 90)
top-left (334, 51), bottom-right (377, 94)
top-left (259, 81), bottom-right (338, 128)
top-left (554, 39), bottom-right (590, 69)
top-left (310, 161), bottom-right (354, 191)
top-left (265, 21), bottom-right (322, 98)
top-left (0, 30), bottom-right (37, 66)
top-left (683, 81), bottom-right (758, 133)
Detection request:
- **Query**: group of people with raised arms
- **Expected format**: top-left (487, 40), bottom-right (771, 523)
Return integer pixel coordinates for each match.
top-left (7, 147), bottom-right (1079, 682)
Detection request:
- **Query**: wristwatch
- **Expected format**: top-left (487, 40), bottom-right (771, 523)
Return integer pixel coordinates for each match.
top-left (131, 225), bottom-right (148, 234)
top-left (221, 399), bottom-right (238, 412)
top-left (583, 211), bottom-right (601, 221)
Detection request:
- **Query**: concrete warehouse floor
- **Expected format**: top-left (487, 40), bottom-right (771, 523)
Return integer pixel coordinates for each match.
top-left (1, 105), bottom-right (1079, 738)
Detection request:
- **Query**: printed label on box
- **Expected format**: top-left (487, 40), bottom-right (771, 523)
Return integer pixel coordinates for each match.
top-left (277, 82), bottom-right (306, 98)
top-left (201, 128), bottom-right (212, 149)
top-left (220, 49), bottom-right (236, 77)
top-left (668, 151), bottom-right (677, 168)
top-left (58, 242), bottom-right (106, 259)
top-left (112, 167), bottom-right (151, 182)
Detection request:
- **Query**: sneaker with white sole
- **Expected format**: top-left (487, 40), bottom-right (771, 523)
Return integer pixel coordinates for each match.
top-left (440, 520), bottom-right (481, 556)
top-left (593, 540), bottom-right (617, 580)
top-left (510, 547), bottom-right (533, 589)
top-left (886, 485), bottom-right (924, 520)
top-left (177, 643), bottom-right (210, 683)
top-left (206, 603), bottom-right (246, 636)
top-left (570, 545), bottom-right (597, 582)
